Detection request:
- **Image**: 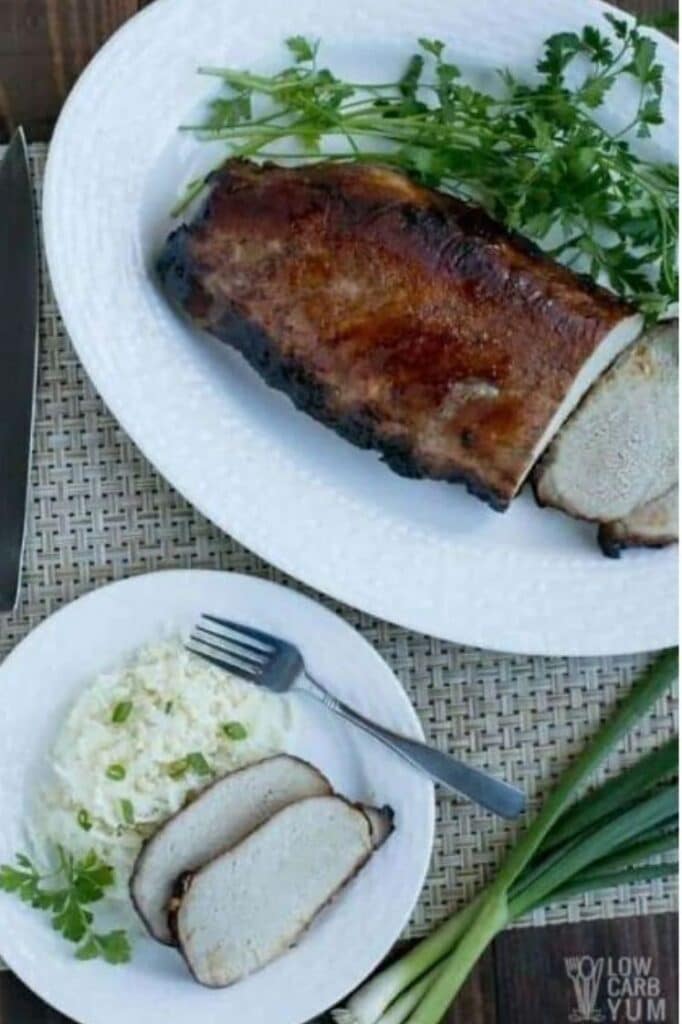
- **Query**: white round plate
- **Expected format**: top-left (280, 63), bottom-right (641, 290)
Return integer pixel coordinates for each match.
top-left (42, 0), bottom-right (678, 655)
top-left (0, 570), bottom-right (434, 1024)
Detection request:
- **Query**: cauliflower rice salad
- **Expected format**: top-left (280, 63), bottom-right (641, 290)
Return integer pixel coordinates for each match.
top-left (31, 638), bottom-right (293, 922)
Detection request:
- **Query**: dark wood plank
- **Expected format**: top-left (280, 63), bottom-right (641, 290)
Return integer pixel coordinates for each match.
top-left (495, 913), bottom-right (678, 1024)
top-left (0, 0), bottom-right (146, 140)
top-left (5, 917), bottom-right (673, 1024)
top-left (0, 1), bottom-right (678, 1023)
top-left (308, 944), bottom-right (497, 1024)
top-left (445, 948), bottom-right (497, 1024)
top-left (0, 0), bottom-right (677, 141)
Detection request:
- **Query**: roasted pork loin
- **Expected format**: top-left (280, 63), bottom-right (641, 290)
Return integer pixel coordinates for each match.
top-left (599, 486), bottom-right (678, 558)
top-left (534, 321), bottom-right (678, 531)
top-left (159, 160), bottom-right (642, 509)
top-left (131, 755), bottom-right (331, 944)
top-left (172, 795), bottom-right (380, 987)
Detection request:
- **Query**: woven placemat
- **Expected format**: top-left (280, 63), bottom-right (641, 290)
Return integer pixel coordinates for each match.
top-left (0, 145), bottom-right (677, 939)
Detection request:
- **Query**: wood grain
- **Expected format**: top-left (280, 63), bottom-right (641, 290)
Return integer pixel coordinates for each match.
top-left (494, 913), bottom-right (679, 1024)
top-left (0, 0), bottom-right (677, 141)
top-left (1, 917), bottom-right (678, 1024)
top-left (0, 1), bottom-right (678, 1023)
top-left (0, 0), bottom-right (147, 139)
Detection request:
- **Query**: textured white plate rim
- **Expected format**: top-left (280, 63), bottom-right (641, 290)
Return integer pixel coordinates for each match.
top-left (42, 0), bottom-right (678, 656)
top-left (0, 568), bottom-right (434, 1024)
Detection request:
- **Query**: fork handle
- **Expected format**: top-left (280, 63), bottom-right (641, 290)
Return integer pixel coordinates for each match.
top-left (299, 674), bottom-right (525, 820)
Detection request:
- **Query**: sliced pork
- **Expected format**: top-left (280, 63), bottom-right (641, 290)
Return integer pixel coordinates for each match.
top-left (599, 486), bottom-right (678, 557)
top-left (534, 320), bottom-right (678, 527)
top-left (159, 159), bottom-right (642, 509)
top-left (173, 795), bottom-right (376, 987)
top-left (130, 754), bottom-right (331, 944)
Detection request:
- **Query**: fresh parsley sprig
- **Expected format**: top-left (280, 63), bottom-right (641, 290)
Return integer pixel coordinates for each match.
top-left (0, 847), bottom-right (131, 964)
top-left (178, 18), bottom-right (678, 319)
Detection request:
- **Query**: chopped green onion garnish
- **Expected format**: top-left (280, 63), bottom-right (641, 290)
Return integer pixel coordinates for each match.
top-left (106, 764), bottom-right (126, 781)
top-left (187, 752), bottom-right (212, 776)
top-left (120, 799), bottom-right (134, 825)
top-left (167, 758), bottom-right (188, 779)
top-left (111, 701), bottom-right (133, 724)
top-left (222, 721), bottom-right (248, 740)
top-left (165, 701), bottom-right (174, 714)
top-left (77, 809), bottom-right (93, 832)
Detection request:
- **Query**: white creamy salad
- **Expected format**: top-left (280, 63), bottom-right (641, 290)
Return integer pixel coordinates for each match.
top-left (31, 639), bottom-right (292, 920)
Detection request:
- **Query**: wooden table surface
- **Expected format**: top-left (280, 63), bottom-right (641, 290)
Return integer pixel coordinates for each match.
top-left (0, 1), bottom-right (678, 1022)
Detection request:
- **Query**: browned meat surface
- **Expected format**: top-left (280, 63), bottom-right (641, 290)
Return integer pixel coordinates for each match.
top-left (159, 160), bottom-right (641, 509)
top-left (599, 486), bottom-right (678, 558)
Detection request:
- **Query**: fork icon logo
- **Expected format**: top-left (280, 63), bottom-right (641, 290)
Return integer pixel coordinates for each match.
top-left (565, 957), bottom-right (605, 1022)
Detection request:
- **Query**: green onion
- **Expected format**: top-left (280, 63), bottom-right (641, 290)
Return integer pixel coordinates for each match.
top-left (576, 831), bottom-right (678, 876)
top-left (537, 863), bottom-right (677, 905)
top-left (77, 809), bottom-right (93, 832)
top-left (111, 701), bottom-right (133, 724)
top-left (377, 966), bottom-right (443, 1024)
top-left (105, 763), bottom-right (126, 781)
top-left (336, 901), bottom-right (482, 1024)
top-left (222, 721), bottom-right (248, 740)
top-left (509, 784), bottom-right (678, 918)
top-left (187, 752), bottom-right (212, 776)
top-left (169, 752), bottom-right (213, 779)
top-left (335, 650), bottom-right (678, 1024)
top-left (165, 701), bottom-right (174, 714)
top-left (540, 736), bottom-right (678, 850)
top-left (167, 758), bottom-right (189, 780)
top-left (120, 799), bottom-right (135, 825)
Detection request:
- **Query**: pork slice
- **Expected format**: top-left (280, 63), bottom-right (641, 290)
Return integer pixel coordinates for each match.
top-left (362, 804), bottom-right (395, 848)
top-left (130, 754), bottom-right (331, 944)
top-left (159, 159), bottom-right (641, 509)
top-left (599, 486), bottom-right (678, 557)
top-left (533, 320), bottom-right (678, 524)
top-left (173, 794), bottom-right (374, 987)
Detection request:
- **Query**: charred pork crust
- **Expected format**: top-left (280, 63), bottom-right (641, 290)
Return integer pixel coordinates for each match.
top-left (360, 804), bottom-right (396, 848)
top-left (159, 159), bottom-right (638, 509)
top-left (532, 321), bottom-right (678, 551)
top-left (598, 487), bottom-right (679, 558)
top-left (166, 870), bottom-right (192, 945)
top-left (159, 223), bottom-right (508, 509)
top-left (598, 527), bottom-right (672, 559)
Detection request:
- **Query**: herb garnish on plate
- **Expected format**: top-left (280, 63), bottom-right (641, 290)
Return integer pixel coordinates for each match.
top-left (177, 16), bottom-right (677, 319)
top-left (0, 846), bottom-right (131, 964)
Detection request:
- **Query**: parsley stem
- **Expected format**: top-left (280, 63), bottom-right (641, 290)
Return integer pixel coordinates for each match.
top-left (177, 21), bottom-right (677, 317)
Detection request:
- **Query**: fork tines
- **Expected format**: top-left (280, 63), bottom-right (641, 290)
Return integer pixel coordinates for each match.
top-left (186, 614), bottom-right (274, 683)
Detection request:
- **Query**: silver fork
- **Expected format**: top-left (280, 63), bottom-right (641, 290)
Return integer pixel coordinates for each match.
top-left (186, 614), bottom-right (525, 820)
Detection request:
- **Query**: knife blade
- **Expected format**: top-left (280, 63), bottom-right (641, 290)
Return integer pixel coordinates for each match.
top-left (0, 128), bottom-right (38, 612)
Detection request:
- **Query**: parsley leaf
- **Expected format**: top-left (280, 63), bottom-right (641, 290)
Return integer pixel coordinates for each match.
top-left (285, 35), bottom-right (318, 64)
top-left (89, 933), bottom-right (130, 962)
top-left (178, 16), bottom-right (677, 317)
top-left (0, 848), bottom-right (131, 964)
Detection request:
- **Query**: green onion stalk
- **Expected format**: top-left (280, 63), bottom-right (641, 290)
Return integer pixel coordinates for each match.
top-left (334, 650), bottom-right (678, 1024)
